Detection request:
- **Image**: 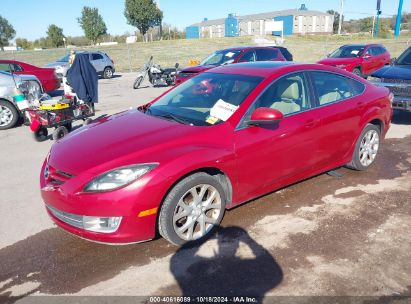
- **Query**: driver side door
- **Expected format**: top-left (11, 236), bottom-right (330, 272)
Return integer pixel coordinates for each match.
top-left (233, 72), bottom-right (321, 203)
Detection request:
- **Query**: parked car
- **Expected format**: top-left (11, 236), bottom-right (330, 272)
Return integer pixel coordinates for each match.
top-left (41, 62), bottom-right (392, 246)
top-left (45, 51), bottom-right (115, 79)
top-left (175, 46), bottom-right (291, 84)
top-left (0, 71), bottom-right (43, 130)
top-left (317, 44), bottom-right (391, 77)
top-left (368, 46), bottom-right (411, 112)
top-left (0, 60), bottom-right (60, 92)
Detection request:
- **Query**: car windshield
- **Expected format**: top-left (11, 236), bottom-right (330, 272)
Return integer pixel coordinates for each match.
top-left (396, 48), bottom-right (411, 65)
top-left (329, 46), bottom-right (365, 58)
top-left (57, 54), bottom-right (70, 62)
top-left (201, 50), bottom-right (242, 65)
top-left (144, 72), bottom-right (263, 126)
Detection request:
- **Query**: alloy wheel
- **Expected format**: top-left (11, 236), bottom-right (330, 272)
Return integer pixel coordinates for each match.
top-left (359, 129), bottom-right (379, 167)
top-left (0, 105), bottom-right (14, 127)
top-left (172, 184), bottom-right (223, 241)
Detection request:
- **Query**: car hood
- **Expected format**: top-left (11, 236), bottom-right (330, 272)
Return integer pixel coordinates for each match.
top-left (317, 57), bottom-right (360, 65)
top-left (180, 65), bottom-right (217, 73)
top-left (371, 65), bottom-right (411, 80)
top-left (48, 109), bottom-right (208, 175)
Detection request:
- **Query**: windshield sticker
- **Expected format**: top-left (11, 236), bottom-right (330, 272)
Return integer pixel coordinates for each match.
top-left (210, 99), bottom-right (239, 121)
top-left (206, 115), bottom-right (219, 125)
top-left (226, 52), bottom-right (236, 58)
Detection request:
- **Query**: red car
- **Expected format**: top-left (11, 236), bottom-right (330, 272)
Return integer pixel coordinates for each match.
top-left (0, 60), bottom-right (60, 92)
top-left (176, 46), bottom-right (290, 84)
top-left (317, 44), bottom-right (391, 77)
top-left (41, 62), bottom-right (392, 245)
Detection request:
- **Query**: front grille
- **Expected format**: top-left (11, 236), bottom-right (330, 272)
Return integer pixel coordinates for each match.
top-left (46, 165), bottom-right (74, 185)
top-left (47, 205), bottom-right (83, 229)
top-left (381, 78), bottom-right (411, 97)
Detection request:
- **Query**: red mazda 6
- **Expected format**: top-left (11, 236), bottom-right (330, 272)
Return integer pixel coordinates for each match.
top-left (41, 62), bottom-right (392, 245)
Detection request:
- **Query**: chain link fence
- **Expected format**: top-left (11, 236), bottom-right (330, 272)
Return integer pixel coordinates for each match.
top-left (1, 36), bottom-right (410, 73)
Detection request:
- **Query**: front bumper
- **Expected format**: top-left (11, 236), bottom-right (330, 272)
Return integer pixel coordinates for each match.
top-left (40, 161), bottom-right (166, 244)
top-left (370, 81), bottom-right (411, 112)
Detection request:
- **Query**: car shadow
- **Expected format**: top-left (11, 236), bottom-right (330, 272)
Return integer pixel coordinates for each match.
top-left (392, 110), bottom-right (411, 125)
top-left (169, 226), bottom-right (283, 302)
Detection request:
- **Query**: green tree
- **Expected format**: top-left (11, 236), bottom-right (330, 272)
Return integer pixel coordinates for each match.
top-left (77, 7), bottom-right (107, 44)
top-left (326, 10), bottom-right (342, 34)
top-left (0, 15), bottom-right (16, 50)
top-left (15, 38), bottom-right (32, 49)
top-left (124, 0), bottom-right (163, 41)
top-left (47, 24), bottom-right (64, 47)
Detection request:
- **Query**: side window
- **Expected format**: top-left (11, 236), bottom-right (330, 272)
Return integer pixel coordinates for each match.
top-left (252, 72), bottom-right (311, 116)
top-left (378, 47), bottom-right (387, 55)
top-left (92, 53), bottom-right (103, 60)
top-left (255, 49), bottom-right (278, 61)
top-left (311, 71), bottom-right (365, 106)
top-left (13, 64), bottom-right (23, 72)
top-left (239, 50), bottom-right (255, 62)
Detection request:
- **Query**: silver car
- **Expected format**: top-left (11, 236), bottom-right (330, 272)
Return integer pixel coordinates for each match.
top-left (0, 71), bottom-right (43, 130)
top-left (45, 51), bottom-right (116, 79)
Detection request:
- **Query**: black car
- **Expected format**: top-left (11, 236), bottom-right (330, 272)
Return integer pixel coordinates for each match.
top-left (369, 47), bottom-right (411, 112)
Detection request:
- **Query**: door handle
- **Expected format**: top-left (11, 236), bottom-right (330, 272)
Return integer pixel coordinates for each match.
top-left (304, 119), bottom-right (320, 128)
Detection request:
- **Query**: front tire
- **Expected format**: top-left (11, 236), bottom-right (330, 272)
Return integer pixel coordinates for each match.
top-left (352, 68), bottom-right (362, 77)
top-left (133, 76), bottom-right (143, 89)
top-left (103, 67), bottom-right (114, 79)
top-left (347, 124), bottom-right (380, 171)
top-left (158, 173), bottom-right (226, 246)
top-left (33, 127), bottom-right (48, 142)
top-left (0, 100), bottom-right (19, 130)
top-left (52, 126), bottom-right (69, 141)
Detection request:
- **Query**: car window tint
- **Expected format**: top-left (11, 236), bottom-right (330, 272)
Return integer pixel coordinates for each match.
top-left (255, 49), bottom-right (278, 61)
top-left (311, 71), bottom-right (365, 106)
top-left (239, 50), bottom-right (255, 62)
top-left (253, 72), bottom-right (310, 116)
top-left (397, 48), bottom-right (411, 65)
top-left (92, 53), bottom-right (103, 60)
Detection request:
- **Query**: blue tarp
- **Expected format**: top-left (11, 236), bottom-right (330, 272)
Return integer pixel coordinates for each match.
top-left (67, 53), bottom-right (98, 103)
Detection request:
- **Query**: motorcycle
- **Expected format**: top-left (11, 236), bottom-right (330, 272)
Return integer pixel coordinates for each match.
top-left (133, 56), bottom-right (179, 89)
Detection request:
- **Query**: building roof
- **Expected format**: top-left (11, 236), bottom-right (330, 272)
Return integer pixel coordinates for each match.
top-left (190, 9), bottom-right (333, 27)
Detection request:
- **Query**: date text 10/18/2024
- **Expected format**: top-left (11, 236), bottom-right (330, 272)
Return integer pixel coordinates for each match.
top-left (149, 296), bottom-right (258, 303)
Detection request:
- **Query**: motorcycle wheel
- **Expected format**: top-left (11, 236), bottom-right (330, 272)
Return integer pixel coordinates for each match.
top-left (33, 127), bottom-right (48, 142)
top-left (133, 76), bottom-right (144, 89)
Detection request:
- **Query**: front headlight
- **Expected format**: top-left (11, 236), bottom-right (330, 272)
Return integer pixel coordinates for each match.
top-left (84, 163), bottom-right (158, 192)
top-left (367, 76), bottom-right (382, 83)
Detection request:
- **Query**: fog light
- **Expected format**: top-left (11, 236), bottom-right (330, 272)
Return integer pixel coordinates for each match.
top-left (83, 216), bottom-right (122, 233)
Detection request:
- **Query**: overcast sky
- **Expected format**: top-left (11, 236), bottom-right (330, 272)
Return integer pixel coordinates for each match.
top-left (1, 0), bottom-right (408, 40)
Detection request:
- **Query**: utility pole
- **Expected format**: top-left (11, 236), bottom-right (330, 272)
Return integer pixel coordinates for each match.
top-left (374, 0), bottom-right (382, 37)
top-left (395, 0), bottom-right (404, 37)
top-left (338, 0), bottom-right (344, 35)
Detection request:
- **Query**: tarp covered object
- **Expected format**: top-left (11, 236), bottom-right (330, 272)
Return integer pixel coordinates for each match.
top-left (67, 53), bottom-right (98, 103)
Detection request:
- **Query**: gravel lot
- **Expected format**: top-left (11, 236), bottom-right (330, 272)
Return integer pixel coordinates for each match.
top-left (0, 73), bottom-right (410, 303)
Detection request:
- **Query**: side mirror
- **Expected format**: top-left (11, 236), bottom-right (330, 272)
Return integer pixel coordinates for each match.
top-left (390, 58), bottom-right (397, 65)
top-left (175, 63), bottom-right (179, 69)
top-left (326, 53), bottom-right (330, 58)
top-left (246, 107), bottom-right (284, 126)
top-left (363, 54), bottom-right (372, 59)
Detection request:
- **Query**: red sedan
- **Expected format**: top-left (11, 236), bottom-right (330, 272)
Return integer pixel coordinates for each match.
top-left (0, 60), bottom-right (60, 92)
top-left (317, 44), bottom-right (391, 77)
top-left (40, 62), bottom-right (392, 245)
top-left (176, 46), bottom-right (289, 84)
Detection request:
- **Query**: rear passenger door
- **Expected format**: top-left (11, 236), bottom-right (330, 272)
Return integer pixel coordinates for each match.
top-left (309, 71), bottom-right (366, 167)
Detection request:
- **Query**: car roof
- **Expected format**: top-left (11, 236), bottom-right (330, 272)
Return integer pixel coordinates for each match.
top-left (217, 45), bottom-right (285, 52)
top-left (341, 44), bottom-right (383, 48)
top-left (205, 61), bottom-right (359, 79)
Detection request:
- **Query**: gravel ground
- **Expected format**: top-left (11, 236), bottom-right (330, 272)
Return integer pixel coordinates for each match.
top-left (0, 73), bottom-right (410, 303)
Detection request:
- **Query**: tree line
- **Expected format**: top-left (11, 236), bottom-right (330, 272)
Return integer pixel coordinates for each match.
top-left (0, 0), bottom-right (184, 50)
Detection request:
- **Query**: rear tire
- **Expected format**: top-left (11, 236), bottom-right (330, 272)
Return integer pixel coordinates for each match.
top-left (0, 100), bottom-right (19, 130)
top-left (33, 127), bottom-right (48, 142)
top-left (346, 124), bottom-right (380, 171)
top-left (103, 67), bottom-right (114, 79)
top-left (133, 76), bottom-right (143, 89)
top-left (158, 172), bottom-right (226, 246)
